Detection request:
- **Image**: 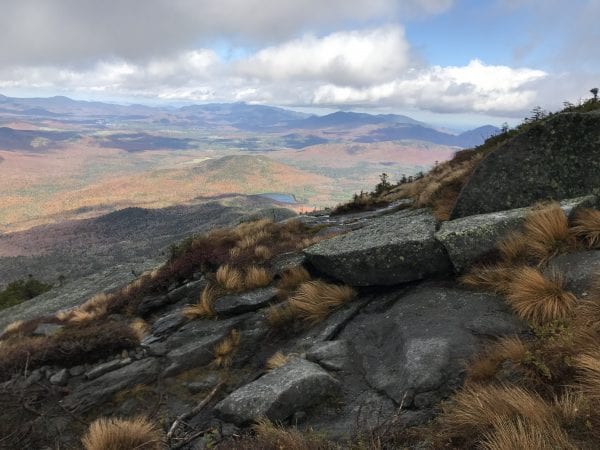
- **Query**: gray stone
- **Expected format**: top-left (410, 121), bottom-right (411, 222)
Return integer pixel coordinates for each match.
top-left (304, 209), bottom-right (451, 286)
top-left (306, 340), bottom-right (350, 371)
top-left (25, 369), bottom-right (43, 386)
top-left (168, 277), bottom-right (208, 303)
top-left (215, 358), bottom-right (340, 425)
top-left (49, 369), bottom-right (69, 386)
top-left (187, 373), bottom-right (221, 393)
top-left (451, 112), bottom-right (600, 218)
top-left (32, 323), bottom-right (64, 337)
top-left (214, 287), bottom-right (278, 316)
top-left (85, 358), bottom-right (132, 380)
top-left (270, 252), bottom-right (306, 275)
top-left (62, 358), bottom-right (160, 412)
top-left (68, 366), bottom-right (85, 377)
top-left (436, 196), bottom-right (597, 272)
top-left (150, 311), bottom-right (187, 337)
top-left (145, 341), bottom-right (168, 357)
top-left (162, 317), bottom-right (243, 376)
top-left (339, 282), bottom-right (526, 408)
top-left (546, 250), bottom-right (600, 297)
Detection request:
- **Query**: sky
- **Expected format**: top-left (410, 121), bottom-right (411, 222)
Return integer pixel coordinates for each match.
top-left (0, 0), bottom-right (598, 127)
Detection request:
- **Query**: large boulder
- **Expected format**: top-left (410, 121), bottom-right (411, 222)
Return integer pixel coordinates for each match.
top-left (546, 250), bottom-right (600, 297)
top-left (338, 282), bottom-right (525, 408)
top-left (451, 112), bottom-right (600, 219)
top-left (304, 209), bottom-right (451, 286)
top-left (437, 196), bottom-right (597, 272)
top-left (215, 357), bottom-right (340, 425)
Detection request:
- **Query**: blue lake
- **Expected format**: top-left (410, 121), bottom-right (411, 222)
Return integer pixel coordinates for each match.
top-left (258, 193), bottom-right (298, 204)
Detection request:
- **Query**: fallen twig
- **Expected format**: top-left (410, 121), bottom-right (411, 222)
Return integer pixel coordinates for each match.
top-left (166, 381), bottom-right (225, 442)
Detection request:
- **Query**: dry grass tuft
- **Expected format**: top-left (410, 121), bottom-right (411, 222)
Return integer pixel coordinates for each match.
top-left (57, 293), bottom-right (113, 325)
top-left (244, 266), bottom-right (273, 290)
top-left (213, 329), bottom-right (241, 368)
top-left (130, 318), bottom-right (150, 340)
top-left (571, 208), bottom-right (600, 248)
top-left (574, 351), bottom-right (600, 403)
top-left (506, 267), bottom-right (576, 324)
top-left (288, 281), bottom-right (356, 325)
top-left (182, 285), bottom-right (218, 319)
top-left (266, 303), bottom-right (296, 328)
top-left (1, 320), bottom-right (27, 337)
top-left (0, 321), bottom-right (139, 380)
top-left (254, 245), bottom-right (272, 260)
top-left (216, 265), bottom-right (244, 292)
top-left (497, 231), bottom-right (530, 265)
top-left (81, 416), bottom-right (164, 450)
top-left (466, 336), bottom-right (529, 383)
top-left (217, 418), bottom-right (337, 450)
top-left (480, 416), bottom-right (576, 450)
top-left (460, 264), bottom-right (515, 294)
top-left (265, 351), bottom-right (289, 371)
top-left (553, 390), bottom-right (588, 427)
top-left (523, 203), bottom-right (574, 263)
top-left (277, 266), bottom-right (312, 292)
top-left (440, 384), bottom-right (555, 439)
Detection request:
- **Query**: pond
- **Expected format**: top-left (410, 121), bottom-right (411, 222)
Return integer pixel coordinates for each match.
top-left (257, 193), bottom-right (298, 204)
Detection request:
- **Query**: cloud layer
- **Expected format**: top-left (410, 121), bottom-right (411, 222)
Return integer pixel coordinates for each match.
top-left (0, 23), bottom-right (548, 116)
top-left (1, 0), bottom-right (597, 119)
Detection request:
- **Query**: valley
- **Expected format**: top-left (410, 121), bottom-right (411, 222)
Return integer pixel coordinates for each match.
top-left (0, 95), bottom-right (492, 235)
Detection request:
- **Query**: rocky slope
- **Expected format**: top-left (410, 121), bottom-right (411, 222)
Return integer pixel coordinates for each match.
top-left (1, 109), bottom-right (600, 449)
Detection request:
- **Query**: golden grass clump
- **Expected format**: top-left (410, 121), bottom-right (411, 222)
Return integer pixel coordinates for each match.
top-left (440, 384), bottom-right (555, 438)
top-left (1, 320), bottom-right (26, 338)
top-left (460, 264), bottom-right (515, 294)
top-left (216, 265), bottom-right (244, 292)
top-left (288, 281), bottom-right (356, 325)
top-left (265, 351), bottom-right (289, 371)
top-left (130, 318), bottom-right (150, 340)
top-left (522, 203), bottom-right (573, 262)
top-left (244, 266), bottom-right (273, 290)
top-left (466, 336), bottom-right (529, 383)
top-left (497, 230), bottom-right (530, 265)
top-left (574, 351), bottom-right (600, 403)
top-left (254, 245), bottom-right (272, 260)
top-left (266, 303), bottom-right (296, 328)
top-left (480, 417), bottom-right (576, 450)
top-left (81, 416), bottom-right (164, 450)
top-left (182, 285), bottom-right (218, 319)
top-left (238, 418), bottom-right (337, 450)
top-left (571, 208), bottom-right (600, 248)
top-left (506, 267), bottom-right (576, 324)
top-left (213, 329), bottom-right (241, 368)
top-left (277, 266), bottom-right (312, 292)
top-left (57, 293), bottom-right (113, 325)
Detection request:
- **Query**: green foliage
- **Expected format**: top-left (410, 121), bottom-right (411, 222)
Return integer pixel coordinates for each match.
top-left (0, 276), bottom-right (52, 310)
top-left (373, 172), bottom-right (391, 195)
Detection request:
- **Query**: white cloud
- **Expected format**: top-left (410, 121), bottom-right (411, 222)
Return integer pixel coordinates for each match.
top-left (236, 26), bottom-right (411, 87)
top-left (0, 0), bottom-right (453, 65)
top-left (0, 27), bottom-right (555, 117)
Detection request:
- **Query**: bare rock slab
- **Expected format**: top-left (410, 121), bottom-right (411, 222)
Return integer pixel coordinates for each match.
top-left (339, 282), bottom-right (525, 408)
top-left (436, 196), bottom-right (597, 273)
top-left (62, 358), bottom-right (160, 412)
top-left (214, 287), bottom-right (278, 316)
top-left (451, 112), bottom-right (600, 218)
top-left (304, 209), bottom-right (450, 286)
top-left (215, 358), bottom-right (340, 425)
